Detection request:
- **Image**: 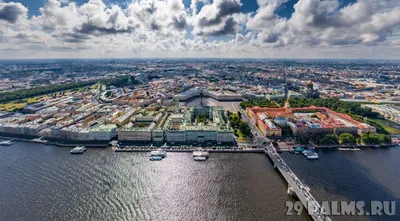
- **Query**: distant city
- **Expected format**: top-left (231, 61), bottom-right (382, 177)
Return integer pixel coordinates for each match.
top-left (0, 59), bottom-right (398, 147)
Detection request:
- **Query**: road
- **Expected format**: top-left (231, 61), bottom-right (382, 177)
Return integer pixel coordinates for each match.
top-left (235, 103), bottom-right (270, 145)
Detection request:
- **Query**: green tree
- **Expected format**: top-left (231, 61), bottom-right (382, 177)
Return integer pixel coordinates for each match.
top-left (368, 133), bottom-right (380, 144)
top-left (360, 133), bottom-right (369, 144)
top-left (339, 133), bottom-right (356, 144)
top-left (378, 134), bottom-right (391, 144)
top-left (321, 134), bottom-right (338, 145)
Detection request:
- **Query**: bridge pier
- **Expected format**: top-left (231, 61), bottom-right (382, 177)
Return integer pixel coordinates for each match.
top-left (287, 186), bottom-right (296, 197)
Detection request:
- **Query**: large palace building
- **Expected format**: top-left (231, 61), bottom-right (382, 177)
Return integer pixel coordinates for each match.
top-left (247, 105), bottom-right (376, 137)
top-left (164, 106), bottom-right (234, 144)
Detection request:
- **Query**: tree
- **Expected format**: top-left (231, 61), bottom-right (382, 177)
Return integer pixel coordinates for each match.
top-left (360, 133), bottom-right (369, 144)
top-left (368, 133), bottom-right (380, 144)
top-left (321, 134), bottom-right (338, 145)
top-left (339, 133), bottom-right (356, 144)
top-left (379, 134), bottom-right (391, 144)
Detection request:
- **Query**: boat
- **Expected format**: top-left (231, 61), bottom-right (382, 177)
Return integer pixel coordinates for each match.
top-left (307, 153), bottom-right (319, 160)
top-left (338, 148), bottom-right (351, 151)
top-left (150, 156), bottom-right (163, 161)
top-left (193, 150), bottom-right (209, 159)
top-left (70, 146), bottom-right (87, 154)
top-left (0, 140), bottom-right (13, 146)
top-left (150, 150), bottom-right (167, 158)
top-left (302, 150), bottom-right (315, 156)
top-left (294, 147), bottom-right (305, 153)
top-left (193, 156), bottom-right (207, 161)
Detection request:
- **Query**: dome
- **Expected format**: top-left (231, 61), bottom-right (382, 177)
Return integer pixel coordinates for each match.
top-left (306, 80), bottom-right (314, 90)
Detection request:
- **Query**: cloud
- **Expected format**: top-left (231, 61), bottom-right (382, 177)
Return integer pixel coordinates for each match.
top-left (0, 2), bottom-right (28, 23)
top-left (0, 0), bottom-right (400, 59)
top-left (193, 0), bottom-right (242, 36)
top-left (249, 0), bottom-right (400, 48)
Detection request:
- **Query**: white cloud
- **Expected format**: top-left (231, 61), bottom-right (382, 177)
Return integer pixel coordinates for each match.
top-left (0, 1), bottom-right (28, 24)
top-left (193, 0), bottom-right (242, 36)
top-left (0, 0), bottom-right (400, 59)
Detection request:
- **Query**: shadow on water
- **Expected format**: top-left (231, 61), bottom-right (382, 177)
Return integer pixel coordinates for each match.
top-left (281, 147), bottom-right (400, 221)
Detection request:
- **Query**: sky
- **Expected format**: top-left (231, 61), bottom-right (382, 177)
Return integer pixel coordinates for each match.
top-left (0, 0), bottom-right (399, 59)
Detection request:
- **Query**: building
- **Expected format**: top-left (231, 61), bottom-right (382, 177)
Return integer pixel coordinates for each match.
top-left (118, 125), bottom-right (154, 141)
top-left (117, 109), bottom-right (166, 142)
top-left (89, 124), bottom-right (117, 141)
top-left (247, 105), bottom-right (375, 137)
top-left (305, 80), bottom-right (320, 98)
top-left (165, 106), bottom-right (234, 144)
top-left (173, 87), bottom-right (242, 101)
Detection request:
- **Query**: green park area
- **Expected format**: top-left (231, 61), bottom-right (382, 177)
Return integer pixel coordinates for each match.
top-left (367, 118), bottom-right (400, 135)
top-left (228, 112), bottom-right (253, 142)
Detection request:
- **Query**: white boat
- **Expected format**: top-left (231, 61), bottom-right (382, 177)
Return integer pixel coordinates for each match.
top-left (150, 150), bottom-right (167, 158)
top-left (193, 150), bottom-right (209, 159)
top-left (193, 156), bottom-right (207, 161)
top-left (307, 153), bottom-right (319, 160)
top-left (150, 156), bottom-right (163, 161)
top-left (70, 146), bottom-right (87, 154)
top-left (302, 150), bottom-right (315, 156)
top-left (0, 140), bottom-right (13, 146)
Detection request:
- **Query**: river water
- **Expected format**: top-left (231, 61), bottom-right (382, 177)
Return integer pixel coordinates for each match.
top-left (0, 141), bottom-right (309, 221)
top-left (1, 141), bottom-right (399, 221)
top-left (281, 146), bottom-right (400, 221)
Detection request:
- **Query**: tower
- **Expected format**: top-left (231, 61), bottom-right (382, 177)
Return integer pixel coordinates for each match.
top-left (284, 71), bottom-right (289, 100)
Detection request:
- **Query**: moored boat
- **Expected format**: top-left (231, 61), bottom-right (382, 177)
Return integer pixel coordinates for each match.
top-left (302, 150), bottom-right (315, 156)
top-left (193, 150), bottom-right (209, 159)
top-left (193, 156), bottom-right (207, 161)
top-left (150, 156), bottom-right (163, 161)
top-left (0, 140), bottom-right (13, 146)
top-left (294, 147), bottom-right (305, 154)
top-left (70, 146), bottom-right (87, 154)
top-left (307, 153), bottom-right (319, 160)
top-left (150, 150), bottom-right (167, 158)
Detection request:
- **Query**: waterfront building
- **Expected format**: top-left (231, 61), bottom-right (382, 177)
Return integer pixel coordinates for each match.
top-left (118, 125), bottom-right (154, 141)
top-left (117, 109), bottom-right (165, 142)
top-left (89, 124), bottom-right (117, 141)
top-left (165, 106), bottom-right (234, 144)
top-left (247, 106), bottom-right (376, 137)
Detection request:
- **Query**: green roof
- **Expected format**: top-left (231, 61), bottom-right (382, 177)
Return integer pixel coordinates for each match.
top-left (90, 124), bottom-right (117, 132)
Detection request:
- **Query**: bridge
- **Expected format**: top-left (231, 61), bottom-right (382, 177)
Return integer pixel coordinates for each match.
top-left (236, 104), bottom-right (332, 221)
top-left (265, 145), bottom-right (332, 221)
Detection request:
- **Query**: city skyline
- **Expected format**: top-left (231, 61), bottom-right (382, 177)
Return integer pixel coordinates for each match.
top-left (0, 0), bottom-right (400, 59)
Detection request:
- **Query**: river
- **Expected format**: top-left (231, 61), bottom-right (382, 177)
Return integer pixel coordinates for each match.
top-left (281, 146), bottom-right (400, 221)
top-left (0, 141), bottom-right (309, 221)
